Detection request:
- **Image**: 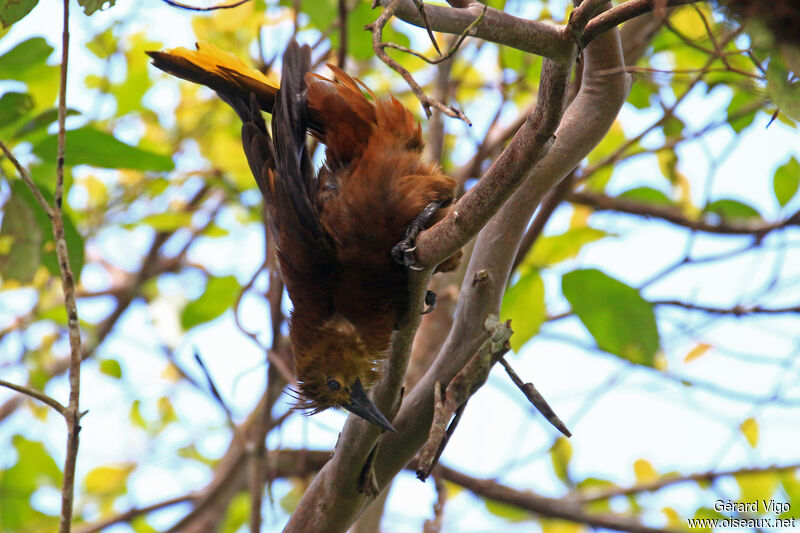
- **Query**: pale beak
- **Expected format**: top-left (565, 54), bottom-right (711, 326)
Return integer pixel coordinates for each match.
top-left (344, 378), bottom-right (396, 432)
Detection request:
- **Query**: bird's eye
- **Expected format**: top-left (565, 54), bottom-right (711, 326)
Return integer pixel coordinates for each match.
top-left (327, 379), bottom-right (341, 391)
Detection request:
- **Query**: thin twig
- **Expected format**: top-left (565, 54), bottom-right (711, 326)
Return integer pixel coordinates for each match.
top-left (55, 1), bottom-right (83, 532)
top-left (193, 348), bottom-right (236, 428)
top-left (0, 139), bottom-right (54, 218)
top-left (0, 379), bottom-right (66, 415)
top-left (412, 0), bottom-right (441, 55)
top-left (379, 4), bottom-right (487, 66)
top-left (497, 357), bottom-right (571, 437)
top-left (367, 0), bottom-right (472, 123)
top-left (160, 0), bottom-right (251, 11)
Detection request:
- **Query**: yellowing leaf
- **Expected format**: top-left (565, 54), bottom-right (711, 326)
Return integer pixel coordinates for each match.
top-left (634, 458), bottom-right (658, 483)
top-left (684, 343), bottom-right (712, 363)
top-left (662, 507), bottom-right (681, 528)
top-left (570, 204), bottom-right (593, 228)
top-left (737, 471), bottom-right (778, 503)
top-left (669, 5), bottom-right (714, 42)
top-left (541, 519), bottom-right (585, 533)
top-left (740, 417), bottom-right (759, 448)
top-left (84, 464), bottom-right (134, 495)
top-left (551, 437), bottom-right (573, 484)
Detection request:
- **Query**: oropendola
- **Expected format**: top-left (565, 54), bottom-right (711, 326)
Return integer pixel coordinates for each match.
top-left (147, 40), bottom-right (460, 432)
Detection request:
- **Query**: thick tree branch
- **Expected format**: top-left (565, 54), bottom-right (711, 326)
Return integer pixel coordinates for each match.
top-left (284, 4), bottom-right (631, 531)
top-left (582, 0), bottom-right (702, 48)
top-left (370, 6), bottom-right (629, 525)
top-left (377, 0), bottom-right (570, 60)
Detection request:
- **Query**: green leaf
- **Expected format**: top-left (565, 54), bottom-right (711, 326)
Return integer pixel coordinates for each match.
top-left (766, 53), bottom-right (800, 121)
top-left (618, 186), bottom-right (674, 206)
top-left (78, 0), bottom-right (117, 15)
top-left (100, 358), bottom-right (123, 379)
top-left (0, 91), bottom-right (34, 127)
top-left (525, 227), bottom-right (610, 268)
top-left (6, 180), bottom-right (85, 282)
top-left (139, 212), bottom-right (193, 231)
top-left (32, 126), bottom-right (174, 171)
top-left (86, 26), bottom-right (116, 58)
top-left (0, 436), bottom-right (62, 531)
top-left (705, 198), bottom-right (761, 221)
top-left (180, 275), bottom-right (241, 329)
top-left (501, 268), bottom-right (545, 351)
top-left (0, 182), bottom-right (43, 283)
top-left (727, 90), bottom-right (761, 133)
top-left (11, 107), bottom-right (80, 142)
top-left (0, 0), bottom-right (39, 28)
top-left (773, 156), bottom-right (800, 207)
top-left (484, 498), bottom-right (531, 522)
top-left (220, 492), bottom-right (250, 533)
top-left (0, 37), bottom-right (52, 79)
top-left (562, 269), bottom-right (659, 366)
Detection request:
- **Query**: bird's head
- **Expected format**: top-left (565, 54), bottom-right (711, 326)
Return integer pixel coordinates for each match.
top-left (292, 315), bottom-right (396, 432)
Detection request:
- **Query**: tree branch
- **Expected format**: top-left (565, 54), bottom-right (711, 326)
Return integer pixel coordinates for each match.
top-left (436, 464), bottom-right (680, 533)
top-left (0, 379), bottom-right (66, 415)
top-left (568, 190), bottom-right (800, 236)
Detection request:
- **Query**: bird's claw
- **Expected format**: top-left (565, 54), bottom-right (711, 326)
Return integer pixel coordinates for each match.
top-left (392, 201), bottom-right (446, 271)
top-left (391, 241), bottom-right (424, 270)
top-left (421, 290), bottom-right (437, 315)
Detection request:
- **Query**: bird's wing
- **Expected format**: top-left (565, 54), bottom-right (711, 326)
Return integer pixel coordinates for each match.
top-left (146, 42), bottom-right (280, 115)
top-left (148, 41), bottom-right (338, 308)
top-left (268, 42), bottom-right (338, 307)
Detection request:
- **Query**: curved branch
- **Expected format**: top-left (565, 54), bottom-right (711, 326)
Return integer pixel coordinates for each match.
top-left (285, 4), bottom-right (629, 531)
top-left (375, 0), bottom-right (630, 516)
top-left (377, 0), bottom-right (570, 60)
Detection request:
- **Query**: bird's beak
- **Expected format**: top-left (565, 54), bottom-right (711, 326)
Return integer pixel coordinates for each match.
top-left (344, 378), bottom-right (396, 432)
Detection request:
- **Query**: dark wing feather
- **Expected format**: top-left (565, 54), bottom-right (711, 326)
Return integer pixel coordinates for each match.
top-left (268, 42), bottom-right (337, 309)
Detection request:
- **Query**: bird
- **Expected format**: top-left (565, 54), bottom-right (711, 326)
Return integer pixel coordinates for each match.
top-left (147, 40), bottom-right (460, 432)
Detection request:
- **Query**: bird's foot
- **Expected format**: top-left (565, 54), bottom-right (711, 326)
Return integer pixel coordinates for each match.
top-left (421, 290), bottom-right (437, 315)
top-left (391, 201), bottom-right (445, 271)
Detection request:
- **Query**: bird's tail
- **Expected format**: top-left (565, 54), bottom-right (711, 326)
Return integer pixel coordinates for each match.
top-left (146, 41), bottom-right (279, 114)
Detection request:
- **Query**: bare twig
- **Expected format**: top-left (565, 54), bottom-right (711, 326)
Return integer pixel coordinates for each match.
top-left (412, 0), bottom-right (441, 55)
top-left (573, 462), bottom-right (800, 503)
top-left (160, 0), bottom-right (251, 11)
top-left (416, 316), bottom-right (512, 480)
top-left (367, 0), bottom-right (472, 123)
top-left (436, 465), bottom-right (680, 533)
top-left (497, 357), bottom-right (571, 437)
top-left (567, 190), bottom-right (799, 236)
top-left (379, 4), bottom-right (486, 66)
top-left (0, 379), bottom-right (67, 415)
top-left (52, 2), bottom-right (84, 532)
top-left (0, 140), bottom-right (54, 218)
top-left (582, 0), bottom-right (701, 48)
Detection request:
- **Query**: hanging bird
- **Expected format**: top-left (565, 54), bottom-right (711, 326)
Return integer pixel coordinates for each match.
top-left (147, 41), bottom-right (460, 432)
